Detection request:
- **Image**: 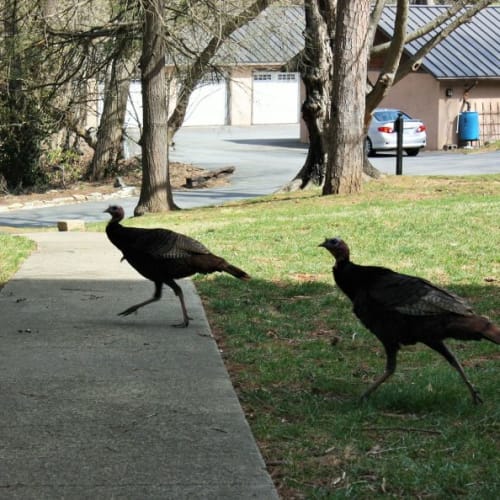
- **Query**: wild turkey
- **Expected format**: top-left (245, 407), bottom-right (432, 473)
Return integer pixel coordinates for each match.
top-left (320, 237), bottom-right (500, 404)
top-left (104, 205), bottom-right (250, 327)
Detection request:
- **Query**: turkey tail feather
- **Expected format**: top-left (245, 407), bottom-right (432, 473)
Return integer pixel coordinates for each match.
top-left (224, 263), bottom-right (251, 281)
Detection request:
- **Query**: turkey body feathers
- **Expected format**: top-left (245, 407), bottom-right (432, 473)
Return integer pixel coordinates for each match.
top-left (320, 237), bottom-right (500, 404)
top-left (335, 261), bottom-right (489, 346)
top-left (107, 224), bottom-right (228, 281)
top-left (104, 205), bottom-right (250, 327)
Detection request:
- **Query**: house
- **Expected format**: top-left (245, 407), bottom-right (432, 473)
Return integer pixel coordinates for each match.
top-left (372, 5), bottom-right (500, 150)
top-left (125, 6), bottom-right (305, 129)
top-left (123, 5), bottom-right (500, 151)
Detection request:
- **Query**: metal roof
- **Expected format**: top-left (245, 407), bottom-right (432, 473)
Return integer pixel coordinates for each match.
top-left (378, 6), bottom-right (500, 79)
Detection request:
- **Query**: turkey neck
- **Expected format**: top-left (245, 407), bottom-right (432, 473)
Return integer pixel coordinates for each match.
top-left (333, 259), bottom-right (360, 301)
top-left (105, 218), bottom-right (129, 250)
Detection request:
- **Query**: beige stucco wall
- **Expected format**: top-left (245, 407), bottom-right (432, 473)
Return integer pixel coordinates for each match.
top-left (370, 71), bottom-right (440, 150)
top-left (438, 81), bottom-right (500, 147)
top-left (368, 72), bottom-right (500, 150)
top-left (229, 68), bottom-right (253, 126)
top-left (438, 85), bottom-right (466, 148)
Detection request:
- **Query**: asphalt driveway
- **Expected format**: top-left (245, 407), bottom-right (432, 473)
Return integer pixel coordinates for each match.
top-left (1, 124), bottom-right (499, 228)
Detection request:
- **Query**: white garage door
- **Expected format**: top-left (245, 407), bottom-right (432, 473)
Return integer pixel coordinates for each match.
top-left (103, 80), bottom-right (227, 128)
top-left (182, 79), bottom-right (227, 126)
top-left (252, 72), bottom-right (300, 124)
top-left (118, 79), bottom-right (227, 128)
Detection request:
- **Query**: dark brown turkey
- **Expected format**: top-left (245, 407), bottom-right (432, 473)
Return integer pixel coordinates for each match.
top-left (320, 237), bottom-right (500, 404)
top-left (104, 205), bottom-right (250, 327)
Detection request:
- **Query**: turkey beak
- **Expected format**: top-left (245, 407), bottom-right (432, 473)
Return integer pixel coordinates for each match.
top-left (103, 207), bottom-right (111, 214)
top-left (318, 240), bottom-right (328, 248)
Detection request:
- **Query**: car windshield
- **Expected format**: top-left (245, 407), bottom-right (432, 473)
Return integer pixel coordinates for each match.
top-left (373, 110), bottom-right (412, 122)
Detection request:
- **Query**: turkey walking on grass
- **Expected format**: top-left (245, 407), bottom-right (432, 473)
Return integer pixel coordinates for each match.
top-left (320, 237), bottom-right (500, 404)
top-left (104, 205), bottom-right (250, 327)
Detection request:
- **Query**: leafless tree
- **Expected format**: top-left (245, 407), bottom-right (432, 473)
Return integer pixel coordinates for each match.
top-left (89, 39), bottom-right (137, 181)
top-left (0, 1), bottom-right (274, 205)
top-left (289, 0), bottom-right (494, 194)
top-left (135, 0), bottom-right (275, 212)
top-left (282, 0), bottom-right (334, 191)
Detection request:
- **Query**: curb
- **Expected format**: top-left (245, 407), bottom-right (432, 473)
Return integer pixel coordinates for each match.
top-left (0, 187), bottom-right (138, 213)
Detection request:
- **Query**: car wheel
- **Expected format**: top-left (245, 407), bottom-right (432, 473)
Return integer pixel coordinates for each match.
top-left (365, 138), bottom-right (375, 157)
top-left (405, 148), bottom-right (419, 157)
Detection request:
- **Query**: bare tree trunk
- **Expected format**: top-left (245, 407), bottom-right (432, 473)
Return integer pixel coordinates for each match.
top-left (90, 44), bottom-right (135, 181)
top-left (323, 0), bottom-right (370, 195)
top-left (135, 0), bottom-right (177, 215)
top-left (282, 0), bottom-right (334, 191)
top-left (281, 0), bottom-right (381, 192)
top-left (4, 0), bottom-right (22, 94)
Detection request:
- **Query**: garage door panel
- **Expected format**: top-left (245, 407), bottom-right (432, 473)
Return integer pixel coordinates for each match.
top-left (183, 81), bottom-right (227, 126)
top-left (252, 72), bottom-right (299, 124)
top-left (110, 80), bottom-right (227, 129)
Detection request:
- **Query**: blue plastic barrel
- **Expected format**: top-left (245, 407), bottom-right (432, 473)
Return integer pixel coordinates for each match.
top-left (458, 111), bottom-right (480, 141)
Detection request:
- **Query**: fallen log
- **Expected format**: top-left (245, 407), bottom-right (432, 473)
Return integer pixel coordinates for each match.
top-left (185, 166), bottom-right (235, 188)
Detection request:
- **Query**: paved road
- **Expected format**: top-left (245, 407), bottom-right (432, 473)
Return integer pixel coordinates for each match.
top-left (372, 149), bottom-right (500, 176)
top-left (1, 124), bottom-right (499, 228)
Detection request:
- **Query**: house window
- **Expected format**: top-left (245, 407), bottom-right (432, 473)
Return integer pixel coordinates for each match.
top-left (254, 73), bottom-right (272, 81)
top-left (278, 73), bottom-right (296, 81)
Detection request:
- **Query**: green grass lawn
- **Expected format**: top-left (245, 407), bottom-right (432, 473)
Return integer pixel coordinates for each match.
top-left (0, 234), bottom-right (35, 288)
top-left (4, 174), bottom-right (500, 497)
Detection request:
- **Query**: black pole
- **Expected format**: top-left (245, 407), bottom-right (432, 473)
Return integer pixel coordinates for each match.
top-left (395, 112), bottom-right (404, 175)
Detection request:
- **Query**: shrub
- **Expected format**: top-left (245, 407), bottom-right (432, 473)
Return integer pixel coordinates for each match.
top-left (0, 88), bottom-right (51, 191)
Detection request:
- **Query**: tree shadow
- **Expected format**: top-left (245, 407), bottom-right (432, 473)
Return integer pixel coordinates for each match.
top-left (226, 137), bottom-right (307, 150)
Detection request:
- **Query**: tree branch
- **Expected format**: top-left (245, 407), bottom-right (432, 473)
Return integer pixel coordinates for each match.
top-left (371, 0), bottom-right (494, 58)
top-left (366, 0), bottom-right (408, 115)
top-left (367, 0), bottom-right (387, 49)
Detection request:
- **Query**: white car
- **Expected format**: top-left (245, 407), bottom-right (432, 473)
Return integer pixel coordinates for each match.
top-left (366, 108), bottom-right (427, 157)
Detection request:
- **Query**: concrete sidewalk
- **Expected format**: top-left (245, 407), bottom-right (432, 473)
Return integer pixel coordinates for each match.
top-left (0, 231), bottom-right (278, 499)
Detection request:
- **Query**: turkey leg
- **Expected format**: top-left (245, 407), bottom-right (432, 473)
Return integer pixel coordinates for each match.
top-left (165, 279), bottom-right (191, 328)
top-left (118, 281), bottom-right (163, 317)
top-left (361, 345), bottom-right (398, 401)
top-left (426, 341), bottom-right (482, 405)
top-left (118, 280), bottom-right (191, 328)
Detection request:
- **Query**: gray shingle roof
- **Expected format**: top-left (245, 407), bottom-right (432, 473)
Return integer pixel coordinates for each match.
top-left (378, 6), bottom-right (500, 79)
top-left (215, 6), bottom-right (304, 65)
